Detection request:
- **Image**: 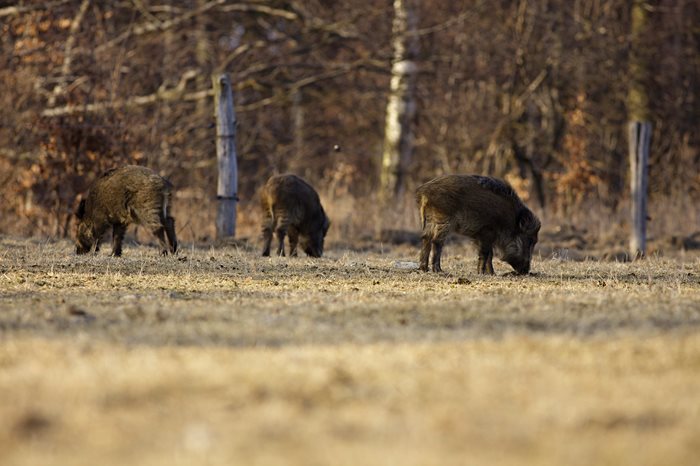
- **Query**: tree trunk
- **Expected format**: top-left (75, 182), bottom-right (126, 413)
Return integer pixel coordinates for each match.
top-left (380, 0), bottom-right (418, 204)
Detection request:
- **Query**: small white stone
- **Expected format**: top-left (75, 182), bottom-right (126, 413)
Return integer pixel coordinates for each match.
top-left (393, 261), bottom-right (419, 270)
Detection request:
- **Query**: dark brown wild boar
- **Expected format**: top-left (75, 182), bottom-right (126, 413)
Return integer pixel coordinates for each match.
top-left (75, 165), bottom-right (177, 256)
top-left (416, 175), bottom-right (540, 274)
top-left (261, 174), bottom-right (330, 257)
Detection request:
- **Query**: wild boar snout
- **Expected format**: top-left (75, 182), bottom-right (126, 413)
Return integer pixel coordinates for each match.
top-left (502, 234), bottom-right (536, 275)
top-left (75, 242), bottom-right (90, 255)
top-left (300, 231), bottom-right (324, 257)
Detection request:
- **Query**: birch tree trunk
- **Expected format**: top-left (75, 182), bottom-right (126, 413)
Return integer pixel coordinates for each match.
top-left (628, 0), bottom-right (652, 258)
top-left (380, 0), bottom-right (418, 204)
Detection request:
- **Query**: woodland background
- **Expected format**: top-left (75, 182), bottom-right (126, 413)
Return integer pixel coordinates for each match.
top-left (0, 0), bottom-right (698, 246)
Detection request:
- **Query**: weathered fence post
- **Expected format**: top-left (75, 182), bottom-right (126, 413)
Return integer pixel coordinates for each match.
top-left (213, 73), bottom-right (238, 239)
top-left (629, 121), bottom-right (651, 258)
top-left (627, 0), bottom-right (652, 259)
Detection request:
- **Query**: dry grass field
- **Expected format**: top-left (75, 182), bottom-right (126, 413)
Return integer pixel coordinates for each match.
top-left (1, 235), bottom-right (700, 466)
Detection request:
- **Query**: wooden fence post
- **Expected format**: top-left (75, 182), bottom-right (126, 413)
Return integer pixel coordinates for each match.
top-left (213, 73), bottom-right (238, 239)
top-left (629, 121), bottom-right (651, 258)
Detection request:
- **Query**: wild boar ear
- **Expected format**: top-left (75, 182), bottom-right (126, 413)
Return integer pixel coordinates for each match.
top-left (76, 199), bottom-right (86, 220)
top-left (518, 210), bottom-right (541, 235)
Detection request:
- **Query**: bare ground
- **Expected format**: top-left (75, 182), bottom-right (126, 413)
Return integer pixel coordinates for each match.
top-left (1, 236), bottom-right (700, 465)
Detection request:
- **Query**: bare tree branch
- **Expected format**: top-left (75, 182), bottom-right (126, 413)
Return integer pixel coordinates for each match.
top-left (40, 59), bottom-right (382, 117)
top-left (131, 0), bottom-right (165, 26)
top-left (96, 1), bottom-right (299, 54)
top-left (49, 0), bottom-right (91, 106)
top-left (217, 3), bottom-right (298, 20)
top-left (288, 1), bottom-right (359, 39)
top-left (41, 89), bottom-right (214, 117)
top-left (42, 70), bottom-right (205, 117)
top-left (486, 68), bottom-right (549, 155)
top-left (95, 0), bottom-right (226, 53)
top-left (0, 1), bottom-right (71, 18)
top-left (409, 10), bottom-right (475, 38)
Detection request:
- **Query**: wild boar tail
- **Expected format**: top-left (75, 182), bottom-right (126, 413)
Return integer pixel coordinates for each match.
top-left (418, 194), bottom-right (428, 231)
top-left (267, 199), bottom-right (276, 225)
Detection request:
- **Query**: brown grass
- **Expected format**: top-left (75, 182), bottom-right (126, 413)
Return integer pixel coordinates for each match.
top-left (1, 236), bottom-right (700, 466)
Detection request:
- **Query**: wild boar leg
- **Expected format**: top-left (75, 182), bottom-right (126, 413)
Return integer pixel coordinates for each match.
top-left (288, 228), bottom-right (299, 257)
top-left (419, 234), bottom-right (432, 271)
top-left (431, 239), bottom-right (445, 272)
top-left (164, 216), bottom-right (178, 254)
top-left (261, 229), bottom-right (273, 256)
top-left (93, 225), bottom-right (108, 253)
top-left (262, 220), bottom-right (274, 257)
top-left (477, 244), bottom-right (495, 274)
top-left (427, 224), bottom-right (449, 273)
top-left (275, 226), bottom-right (287, 256)
top-left (111, 223), bottom-right (127, 257)
top-left (133, 207), bottom-right (169, 255)
top-left (152, 226), bottom-right (169, 255)
top-left (484, 252), bottom-right (494, 274)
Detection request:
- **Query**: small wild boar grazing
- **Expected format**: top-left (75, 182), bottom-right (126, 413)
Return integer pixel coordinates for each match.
top-left (75, 165), bottom-right (177, 256)
top-left (261, 174), bottom-right (330, 257)
top-left (416, 174), bottom-right (541, 275)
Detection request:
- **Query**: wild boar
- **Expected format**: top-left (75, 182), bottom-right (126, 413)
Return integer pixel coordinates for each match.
top-left (260, 174), bottom-right (330, 258)
top-left (416, 174), bottom-right (540, 274)
top-left (75, 165), bottom-right (177, 256)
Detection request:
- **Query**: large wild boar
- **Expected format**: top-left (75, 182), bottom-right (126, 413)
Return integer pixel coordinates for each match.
top-left (416, 175), bottom-right (540, 274)
top-left (75, 165), bottom-right (177, 256)
top-left (261, 174), bottom-right (330, 257)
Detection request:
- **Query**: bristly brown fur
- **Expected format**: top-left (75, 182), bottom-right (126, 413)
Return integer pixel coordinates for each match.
top-left (416, 174), bottom-right (540, 275)
top-left (260, 174), bottom-right (329, 258)
top-left (74, 165), bottom-right (177, 256)
top-left (472, 175), bottom-right (521, 204)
